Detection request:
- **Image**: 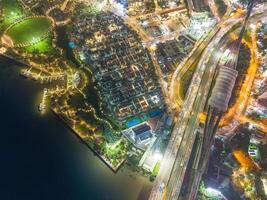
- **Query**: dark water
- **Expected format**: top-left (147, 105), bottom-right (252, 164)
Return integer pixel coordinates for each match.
top-left (0, 56), bottom-right (152, 200)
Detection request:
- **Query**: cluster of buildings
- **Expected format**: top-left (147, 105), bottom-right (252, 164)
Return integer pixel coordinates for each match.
top-left (157, 0), bottom-right (181, 8)
top-left (246, 22), bottom-right (267, 121)
top-left (204, 122), bottom-right (267, 199)
top-left (114, 0), bottom-right (156, 15)
top-left (20, 0), bottom-right (40, 7)
top-left (20, 0), bottom-right (73, 21)
top-left (20, 0), bottom-right (64, 11)
top-left (122, 122), bottom-right (155, 150)
top-left (155, 35), bottom-right (194, 79)
top-left (247, 69), bottom-right (267, 120)
top-left (113, 0), bottom-right (184, 16)
top-left (186, 12), bottom-right (216, 40)
top-left (202, 20), bottom-right (267, 199)
top-left (115, 0), bottom-right (182, 11)
top-left (48, 7), bottom-right (71, 22)
top-left (70, 11), bottom-right (164, 125)
top-left (247, 128), bottom-right (267, 167)
top-left (137, 8), bottom-right (187, 39)
top-left (242, 126), bottom-right (267, 199)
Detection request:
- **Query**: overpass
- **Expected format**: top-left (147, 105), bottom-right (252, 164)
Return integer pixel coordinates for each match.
top-left (149, 1), bottom-right (266, 200)
top-left (186, 2), bottom-right (255, 199)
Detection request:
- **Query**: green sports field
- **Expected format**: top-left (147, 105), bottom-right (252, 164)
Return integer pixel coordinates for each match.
top-left (6, 17), bottom-right (53, 46)
top-left (24, 37), bottom-right (54, 53)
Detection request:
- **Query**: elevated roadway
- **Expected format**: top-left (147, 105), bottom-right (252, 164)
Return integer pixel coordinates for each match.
top-left (170, 8), bottom-right (233, 108)
top-left (149, 3), bottom-right (267, 200)
top-left (170, 25), bottom-right (222, 108)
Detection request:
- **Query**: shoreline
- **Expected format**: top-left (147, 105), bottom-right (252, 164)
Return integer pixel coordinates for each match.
top-left (0, 54), bottom-right (126, 172)
top-left (0, 56), bottom-right (153, 200)
top-left (50, 107), bottom-right (126, 172)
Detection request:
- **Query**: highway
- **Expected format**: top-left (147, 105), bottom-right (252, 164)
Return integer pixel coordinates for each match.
top-left (102, 1), bottom-right (267, 198)
top-left (149, 3), bottom-right (267, 200)
top-left (169, 8), bottom-right (235, 108)
top-left (149, 17), bottom-right (238, 200)
top-left (219, 15), bottom-right (264, 137)
top-left (170, 24), bottom-right (222, 108)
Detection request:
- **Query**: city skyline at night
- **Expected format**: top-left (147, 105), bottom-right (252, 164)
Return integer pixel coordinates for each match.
top-left (0, 0), bottom-right (267, 199)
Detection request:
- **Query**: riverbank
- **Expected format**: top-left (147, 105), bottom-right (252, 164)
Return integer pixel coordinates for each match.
top-left (0, 55), bottom-right (153, 200)
top-left (1, 6), bottom-right (128, 171)
top-left (51, 107), bottom-right (125, 172)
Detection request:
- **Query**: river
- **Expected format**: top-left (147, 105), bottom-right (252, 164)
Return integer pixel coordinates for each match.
top-left (0, 56), bottom-right (152, 200)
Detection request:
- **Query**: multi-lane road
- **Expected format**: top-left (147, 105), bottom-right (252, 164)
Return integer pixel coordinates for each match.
top-left (103, 1), bottom-right (267, 199)
top-left (170, 23), bottom-right (223, 108)
top-left (149, 3), bottom-right (267, 200)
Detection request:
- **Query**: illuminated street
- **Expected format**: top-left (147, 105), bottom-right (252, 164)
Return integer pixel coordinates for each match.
top-left (0, 0), bottom-right (267, 199)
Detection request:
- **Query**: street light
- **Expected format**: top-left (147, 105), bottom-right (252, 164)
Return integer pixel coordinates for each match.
top-left (153, 150), bottom-right (163, 160)
top-left (249, 23), bottom-right (256, 29)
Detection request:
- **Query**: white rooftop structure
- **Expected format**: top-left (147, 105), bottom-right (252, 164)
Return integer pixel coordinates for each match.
top-left (122, 122), bottom-right (154, 150)
top-left (209, 66), bottom-right (238, 112)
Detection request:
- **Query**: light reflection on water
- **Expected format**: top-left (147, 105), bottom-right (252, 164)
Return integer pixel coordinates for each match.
top-left (0, 56), bottom-right (152, 200)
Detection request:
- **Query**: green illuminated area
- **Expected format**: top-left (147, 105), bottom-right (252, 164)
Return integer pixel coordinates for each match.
top-left (198, 181), bottom-right (222, 200)
top-left (1, 0), bottom-right (54, 54)
top-left (103, 140), bottom-right (127, 167)
top-left (82, 5), bottom-right (100, 14)
top-left (150, 162), bottom-right (160, 181)
top-left (1, 0), bottom-right (26, 29)
top-left (23, 37), bottom-right (54, 54)
top-left (6, 17), bottom-right (53, 47)
top-left (76, 4), bottom-right (101, 15)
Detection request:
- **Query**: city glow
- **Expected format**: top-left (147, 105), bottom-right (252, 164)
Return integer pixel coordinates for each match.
top-left (0, 0), bottom-right (267, 200)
